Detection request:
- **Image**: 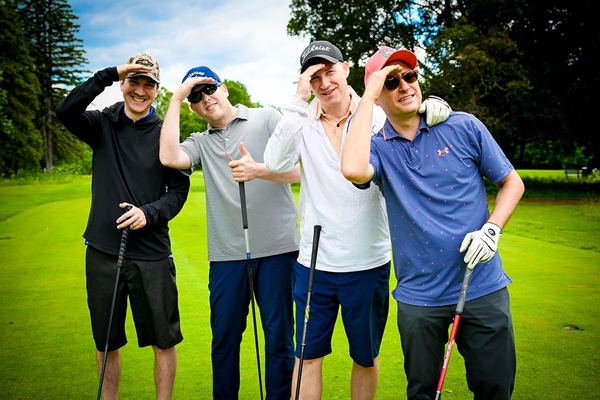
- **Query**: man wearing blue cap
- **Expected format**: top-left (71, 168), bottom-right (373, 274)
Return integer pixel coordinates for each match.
top-left (160, 66), bottom-right (300, 399)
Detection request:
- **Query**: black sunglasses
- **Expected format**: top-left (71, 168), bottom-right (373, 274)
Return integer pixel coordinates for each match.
top-left (188, 84), bottom-right (221, 104)
top-left (384, 70), bottom-right (419, 90)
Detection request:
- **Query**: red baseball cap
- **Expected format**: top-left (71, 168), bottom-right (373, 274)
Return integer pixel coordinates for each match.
top-left (364, 46), bottom-right (418, 86)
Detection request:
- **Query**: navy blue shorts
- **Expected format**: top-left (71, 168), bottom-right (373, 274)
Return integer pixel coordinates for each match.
top-left (86, 245), bottom-right (183, 351)
top-left (293, 261), bottom-right (390, 367)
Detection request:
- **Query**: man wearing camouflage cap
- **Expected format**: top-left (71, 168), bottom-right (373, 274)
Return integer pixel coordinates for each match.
top-left (56, 53), bottom-right (190, 400)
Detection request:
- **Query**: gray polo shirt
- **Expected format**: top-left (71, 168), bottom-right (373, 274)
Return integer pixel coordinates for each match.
top-left (180, 104), bottom-right (299, 262)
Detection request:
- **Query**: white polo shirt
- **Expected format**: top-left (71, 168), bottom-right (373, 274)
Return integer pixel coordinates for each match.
top-left (264, 89), bottom-right (391, 272)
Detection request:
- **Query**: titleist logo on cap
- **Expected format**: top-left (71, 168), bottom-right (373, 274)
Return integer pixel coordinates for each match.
top-left (301, 44), bottom-right (332, 63)
top-left (188, 71), bottom-right (206, 78)
top-left (378, 47), bottom-right (394, 59)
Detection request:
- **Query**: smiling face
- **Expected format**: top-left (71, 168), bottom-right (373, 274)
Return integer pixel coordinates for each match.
top-left (376, 60), bottom-right (422, 120)
top-left (189, 83), bottom-right (236, 129)
top-left (120, 76), bottom-right (158, 121)
top-left (309, 60), bottom-right (350, 111)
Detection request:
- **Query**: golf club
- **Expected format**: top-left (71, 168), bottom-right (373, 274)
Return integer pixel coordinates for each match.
top-left (434, 265), bottom-right (474, 400)
top-left (96, 204), bottom-right (132, 400)
top-left (294, 224), bottom-right (322, 400)
top-left (226, 152), bottom-right (264, 400)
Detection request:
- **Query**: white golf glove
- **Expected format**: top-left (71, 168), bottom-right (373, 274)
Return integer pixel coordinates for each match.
top-left (419, 95), bottom-right (452, 126)
top-left (459, 222), bottom-right (502, 269)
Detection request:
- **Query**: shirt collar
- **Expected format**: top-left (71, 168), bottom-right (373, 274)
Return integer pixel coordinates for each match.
top-left (121, 106), bottom-right (155, 123)
top-left (314, 91), bottom-right (356, 122)
top-left (208, 104), bottom-right (248, 133)
top-left (381, 115), bottom-right (430, 141)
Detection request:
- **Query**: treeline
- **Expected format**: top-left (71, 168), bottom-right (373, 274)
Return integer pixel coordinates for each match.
top-left (0, 0), bottom-right (597, 176)
top-left (0, 0), bottom-right (86, 175)
top-left (0, 0), bottom-right (264, 177)
top-left (287, 0), bottom-right (598, 170)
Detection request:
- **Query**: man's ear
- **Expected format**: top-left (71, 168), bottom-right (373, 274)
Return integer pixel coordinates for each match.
top-left (342, 61), bottom-right (350, 78)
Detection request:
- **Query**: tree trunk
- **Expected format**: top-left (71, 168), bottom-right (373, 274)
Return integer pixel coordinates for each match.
top-left (43, 96), bottom-right (53, 172)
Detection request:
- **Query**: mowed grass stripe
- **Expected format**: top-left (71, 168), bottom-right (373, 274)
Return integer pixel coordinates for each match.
top-left (0, 175), bottom-right (599, 398)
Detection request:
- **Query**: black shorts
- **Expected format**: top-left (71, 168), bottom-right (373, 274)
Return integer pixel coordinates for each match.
top-left (86, 246), bottom-right (183, 351)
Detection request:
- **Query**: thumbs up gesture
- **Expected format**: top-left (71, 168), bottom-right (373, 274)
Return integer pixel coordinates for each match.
top-left (227, 142), bottom-right (258, 182)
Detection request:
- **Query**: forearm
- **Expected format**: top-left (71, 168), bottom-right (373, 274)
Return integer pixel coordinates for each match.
top-left (160, 99), bottom-right (191, 169)
top-left (341, 99), bottom-right (376, 184)
top-left (256, 163), bottom-right (300, 183)
top-left (56, 67), bottom-right (117, 118)
top-left (55, 67), bottom-right (118, 140)
top-left (264, 97), bottom-right (307, 173)
top-left (140, 169), bottom-right (190, 225)
top-left (488, 170), bottom-right (525, 229)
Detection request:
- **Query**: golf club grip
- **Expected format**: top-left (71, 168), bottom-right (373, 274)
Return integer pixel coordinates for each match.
top-left (239, 182), bottom-right (248, 230)
top-left (455, 266), bottom-right (473, 315)
top-left (307, 225), bottom-right (322, 292)
top-left (117, 228), bottom-right (129, 265)
top-left (116, 205), bottom-right (133, 266)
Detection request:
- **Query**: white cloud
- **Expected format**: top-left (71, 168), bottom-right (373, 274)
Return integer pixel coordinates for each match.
top-left (72, 0), bottom-right (310, 110)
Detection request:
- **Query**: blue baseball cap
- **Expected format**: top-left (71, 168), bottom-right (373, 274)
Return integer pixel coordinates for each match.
top-left (181, 66), bottom-right (221, 86)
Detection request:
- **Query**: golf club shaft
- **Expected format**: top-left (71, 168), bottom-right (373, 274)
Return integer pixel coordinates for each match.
top-left (295, 225), bottom-right (322, 400)
top-left (238, 181), bottom-right (264, 400)
top-left (97, 205), bottom-right (132, 400)
top-left (434, 266), bottom-right (474, 400)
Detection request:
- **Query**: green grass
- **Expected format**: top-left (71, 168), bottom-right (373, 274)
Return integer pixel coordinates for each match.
top-left (0, 171), bottom-right (599, 399)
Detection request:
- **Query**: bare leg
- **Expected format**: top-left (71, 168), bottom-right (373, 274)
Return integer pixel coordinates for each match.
top-left (154, 346), bottom-right (177, 400)
top-left (350, 357), bottom-right (379, 400)
top-left (96, 349), bottom-right (120, 400)
top-left (291, 357), bottom-right (323, 400)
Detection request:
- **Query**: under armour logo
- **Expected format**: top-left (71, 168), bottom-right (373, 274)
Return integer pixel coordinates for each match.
top-left (437, 147), bottom-right (450, 156)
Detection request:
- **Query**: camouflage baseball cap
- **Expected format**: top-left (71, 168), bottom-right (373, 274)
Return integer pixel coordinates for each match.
top-left (125, 53), bottom-right (160, 84)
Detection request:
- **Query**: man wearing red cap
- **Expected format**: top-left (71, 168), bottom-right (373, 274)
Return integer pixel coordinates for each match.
top-left (341, 46), bottom-right (524, 400)
top-left (264, 41), bottom-right (450, 399)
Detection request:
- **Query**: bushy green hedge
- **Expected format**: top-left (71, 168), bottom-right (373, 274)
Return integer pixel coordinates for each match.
top-left (485, 177), bottom-right (600, 201)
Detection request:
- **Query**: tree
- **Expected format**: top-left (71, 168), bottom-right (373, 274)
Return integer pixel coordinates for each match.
top-left (155, 80), bottom-right (265, 141)
top-left (287, 0), bottom-right (597, 168)
top-left (506, 0), bottom-right (599, 165)
top-left (154, 86), bottom-right (206, 140)
top-left (288, 0), bottom-right (422, 93)
top-left (0, 0), bottom-right (43, 176)
top-left (422, 20), bottom-right (531, 162)
top-left (17, 0), bottom-right (87, 172)
top-left (224, 79), bottom-right (263, 108)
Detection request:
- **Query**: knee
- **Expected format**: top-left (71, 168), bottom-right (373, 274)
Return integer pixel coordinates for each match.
top-left (153, 345), bottom-right (176, 355)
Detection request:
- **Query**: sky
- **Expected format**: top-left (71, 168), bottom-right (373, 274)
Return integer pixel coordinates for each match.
top-left (68, 0), bottom-right (310, 110)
